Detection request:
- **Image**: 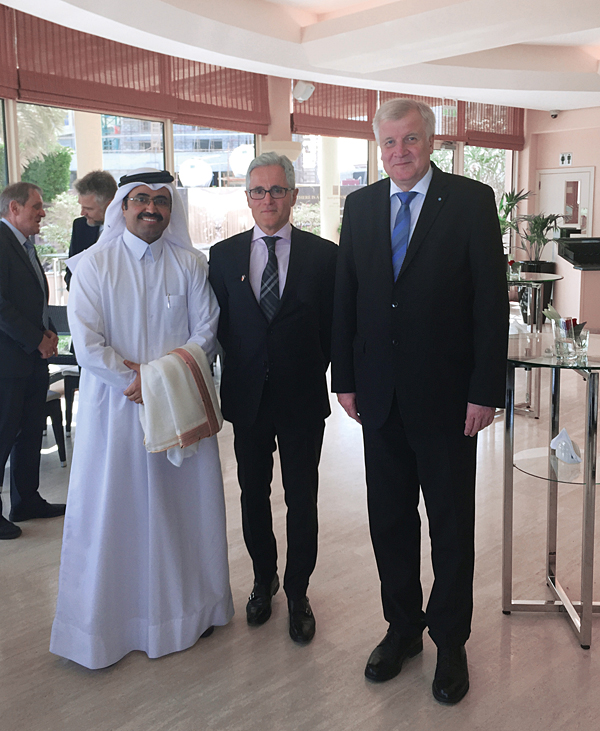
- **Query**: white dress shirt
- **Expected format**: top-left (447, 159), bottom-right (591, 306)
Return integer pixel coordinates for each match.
top-left (249, 222), bottom-right (292, 301)
top-left (389, 164), bottom-right (434, 241)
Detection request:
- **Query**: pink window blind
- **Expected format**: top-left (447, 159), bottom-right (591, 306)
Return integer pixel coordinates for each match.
top-left (0, 5), bottom-right (17, 99)
top-left (171, 59), bottom-right (270, 134)
top-left (463, 102), bottom-right (524, 151)
top-left (379, 92), bottom-right (462, 141)
top-left (292, 82), bottom-right (377, 140)
top-left (379, 92), bottom-right (524, 150)
top-left (9, 7), bottom-right (270, 134)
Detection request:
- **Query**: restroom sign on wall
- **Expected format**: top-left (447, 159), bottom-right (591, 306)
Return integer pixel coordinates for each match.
top-left (560, 153), bottom-right (572, 166)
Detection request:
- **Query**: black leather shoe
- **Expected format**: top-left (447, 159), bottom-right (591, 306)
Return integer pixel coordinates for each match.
top-left (432, 645), bottom-right (469, 704)
top-left (9, 501), bottom-right (66, 522)
top-left (364, 628), bottom-right (423, 682)
top-left (246, 574), bottom-right (280, 626)
top-left (200, 626), bottom-right (214, 638)
top-left (0, 516), bottom-right (22, 540)
top-left (288, 596), bottom-right (315, 644)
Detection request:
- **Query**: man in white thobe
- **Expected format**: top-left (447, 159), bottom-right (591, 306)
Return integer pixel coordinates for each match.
top-left (50, 169), bottom-right (233, 670)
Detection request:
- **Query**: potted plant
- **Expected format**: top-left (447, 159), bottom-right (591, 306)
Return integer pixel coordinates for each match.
top-left (498, 188), bottom-right (531, 245)
top-left (516, 211), bottom-right (562, 323)
top-left (517, 212), bottom-right (562, 262)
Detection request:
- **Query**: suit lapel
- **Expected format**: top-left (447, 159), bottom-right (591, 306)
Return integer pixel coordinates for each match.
top-left (278, 226), bottom-right (302, 315)
top-left (398, 164), bottom-right (449, 278)
top-left (368, 179), bottom-right (396, 290)
top-left (1, 223), bottom-right (46, 292)
top-left (230, 229), bottom-right (260, 308)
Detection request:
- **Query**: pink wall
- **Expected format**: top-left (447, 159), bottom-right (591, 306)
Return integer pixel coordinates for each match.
top-left (520, 108), bottom-right (600, 331)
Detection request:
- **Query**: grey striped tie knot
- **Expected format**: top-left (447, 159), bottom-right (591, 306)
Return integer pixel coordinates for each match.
top-left (260, 236), bottom-right (280, 322)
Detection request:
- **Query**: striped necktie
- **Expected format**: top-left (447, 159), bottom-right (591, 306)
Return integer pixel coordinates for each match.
top-left (259, 236), bottom-right (280, 322)
top-left (24, 238), bottom-right (49, 329)
top-left (391, 191), bottom-right (417, 280)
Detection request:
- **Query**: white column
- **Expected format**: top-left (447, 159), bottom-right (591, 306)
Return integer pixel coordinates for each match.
top-left (319, 136), bottom-right (340, 244)
top-left (73, 111), bottom-right (102, 178)
top-left (4, 99), bottom-right (21, 183)
top-left (367, 139), bottom-right (379, 184)
top-left (163, 118), bottom-right (175, 175)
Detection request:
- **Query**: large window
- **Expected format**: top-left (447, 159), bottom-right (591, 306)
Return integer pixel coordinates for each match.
top-left (101, 115), bottom-right (165, 180)
top-left (16, 103), bottom-right (79, 304)
top-left (431, 147), bottom-right (454, 173)
top-left (293, 135), bottom-right (368, 236)
top-left (173, 124), bottom-right (254, 251)
top-left (463, 145), bottom-right (507, 206)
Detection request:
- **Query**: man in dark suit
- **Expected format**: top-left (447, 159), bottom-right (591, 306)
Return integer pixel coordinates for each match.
top-left (65, 170), bottom-right (117, 289)
top-left (332, 99), bottom-right (508, 703)
top-left (0, 182), bottom-right (66, 540)
top-left (209, 152), bottom-right (337, 644)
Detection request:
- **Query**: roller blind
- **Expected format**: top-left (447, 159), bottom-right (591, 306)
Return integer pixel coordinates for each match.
top-left (5, 6), bottom-right (270, 134)
top-left (292, 82), bottom-right (377, 140)
top-left (0, 5), bottom-right (17, 99)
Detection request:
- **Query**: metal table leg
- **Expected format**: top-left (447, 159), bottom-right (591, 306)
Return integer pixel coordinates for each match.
top-left (546, 368), bottom-right (560, 592)
top-left (502, 362), bottom-right (515, 613)
top-left (580, 371), bottom-right (598, 647)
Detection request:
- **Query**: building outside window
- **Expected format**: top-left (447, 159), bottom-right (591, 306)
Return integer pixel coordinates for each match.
top-left (173, 124), bottom-right (255, 252)
top-left (293, 134), bottom-right (369, 236)
top-left (101, 115), bottom-right (165, 179)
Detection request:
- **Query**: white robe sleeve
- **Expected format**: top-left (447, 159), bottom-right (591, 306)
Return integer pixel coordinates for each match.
top-left (68, 254), bottom-right (136, 390)
top-left (184, 253), bottom-right (220, 361)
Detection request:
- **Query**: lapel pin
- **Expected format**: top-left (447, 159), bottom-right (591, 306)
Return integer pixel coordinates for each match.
top-left (241, 274), bottom-right (246, 281)
top-left (438, 197), bottom-right (442, 201)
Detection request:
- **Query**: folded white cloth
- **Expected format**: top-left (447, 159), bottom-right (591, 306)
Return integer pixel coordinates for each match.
top-left (139, 343), bottom-right (223, 466)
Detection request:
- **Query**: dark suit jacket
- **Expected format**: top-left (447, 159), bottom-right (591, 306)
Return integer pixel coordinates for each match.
top-left (65, 217), bottom-right (100, 289)
top-left (331, 163), bottom-right (509, 431)
top-left (0, 222), bottom-right (51, 378)
top-left (209, 226), bottom-right (338, 429)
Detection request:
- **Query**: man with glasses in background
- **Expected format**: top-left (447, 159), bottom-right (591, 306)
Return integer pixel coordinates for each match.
top-left (51, 169), bottom-right (232, 669)
top-left (64, 170), bottom-right (117, 289)
top-left (209, 152), bottom-right (337, 644)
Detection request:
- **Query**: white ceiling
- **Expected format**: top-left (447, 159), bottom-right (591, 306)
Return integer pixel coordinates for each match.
top-left (6, 0), bottom-right (600, 111)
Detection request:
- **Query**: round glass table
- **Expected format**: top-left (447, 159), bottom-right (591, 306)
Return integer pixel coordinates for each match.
top-left (503, 332), bottom-right (600, 648)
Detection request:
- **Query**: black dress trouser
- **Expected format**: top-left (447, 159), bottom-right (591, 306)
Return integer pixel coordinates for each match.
top-left (362, 394), bottom-right (478, 649)
top-left (0, 359), bottom-right (49, 515)
top-left (233, 382), bottom-right (325, 601)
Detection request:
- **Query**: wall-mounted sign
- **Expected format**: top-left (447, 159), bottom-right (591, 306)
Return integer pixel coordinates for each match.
top-left (560, 153), bottom-right (572, 166)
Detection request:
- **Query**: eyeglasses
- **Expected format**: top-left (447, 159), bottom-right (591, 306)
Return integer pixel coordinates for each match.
top-left (126, 194), bottom-right (171, 209)
top-left (248, 186), bottom-right (294, 200)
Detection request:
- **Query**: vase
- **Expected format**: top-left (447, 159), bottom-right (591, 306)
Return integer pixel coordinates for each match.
top-left (518, 260), bottom-right (557, 325)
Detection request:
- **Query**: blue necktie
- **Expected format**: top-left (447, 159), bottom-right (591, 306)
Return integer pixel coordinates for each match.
top-left (24, 238), bottom-right (49, 329)
top-left (391, 191), bottom-right (417, 280)
top-left (259, 236), bottom-right (280, 322)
